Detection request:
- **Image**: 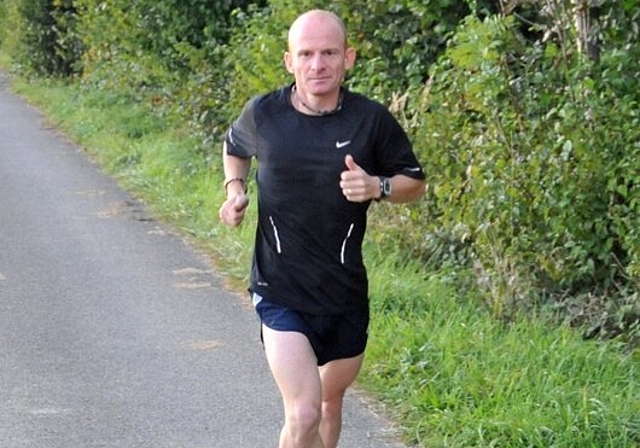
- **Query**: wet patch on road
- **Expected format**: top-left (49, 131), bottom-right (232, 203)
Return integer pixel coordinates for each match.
top-left (95, 200), bottom-right (154, 222)
top-left (172, 267), bottom-right (215, 290)
top-left (27, 407), bottom-right (73, 416)
top-left (184, 340), bottom-right (224, 351)
top-left (76, 189), bottom-right (106, 197)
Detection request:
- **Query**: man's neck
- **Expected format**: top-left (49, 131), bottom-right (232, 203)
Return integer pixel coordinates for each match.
top-left (291, 85), bottom-right (343, 116)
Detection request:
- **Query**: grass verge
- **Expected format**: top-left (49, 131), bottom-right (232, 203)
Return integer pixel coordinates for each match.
top-left (4, 71), bottom-right (640, 447)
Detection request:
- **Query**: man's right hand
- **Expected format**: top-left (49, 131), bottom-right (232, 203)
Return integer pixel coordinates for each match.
top-left (219, 194), bottom-right (249, 227)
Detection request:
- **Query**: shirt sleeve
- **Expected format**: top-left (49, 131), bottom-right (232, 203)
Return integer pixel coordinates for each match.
top-left (225, 96), bottom-right (259, 159)
top-left (374, 106), bottom-right (426, 180)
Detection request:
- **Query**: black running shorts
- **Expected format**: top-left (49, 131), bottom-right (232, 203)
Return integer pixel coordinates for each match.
top-left (252, 293), bottom-right (369, 366)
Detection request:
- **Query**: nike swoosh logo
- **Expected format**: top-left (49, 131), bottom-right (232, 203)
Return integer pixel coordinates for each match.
top-left (336, 140), bottom-right (351, 149)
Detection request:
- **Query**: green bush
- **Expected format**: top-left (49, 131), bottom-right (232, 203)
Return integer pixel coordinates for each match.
top-left (400, 9), bottom-right (640, 334)
top-left (74, 0), bottom-right (261, 141)
top-left (0, 1), bottom-right (6, 46)
top-left (0, 0), bottom-right (82, 76)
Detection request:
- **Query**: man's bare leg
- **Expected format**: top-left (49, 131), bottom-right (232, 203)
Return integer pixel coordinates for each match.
top-left (262, 325), bottom-right (325, 448)
top-left (318, 354), bottom-right (364, 448)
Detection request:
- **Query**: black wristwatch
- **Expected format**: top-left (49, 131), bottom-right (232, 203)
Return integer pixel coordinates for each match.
top-left (378, 176), bottom-right (392, 200)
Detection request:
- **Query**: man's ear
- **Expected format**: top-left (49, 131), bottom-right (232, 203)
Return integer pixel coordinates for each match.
top-left (345, 47), bottom-right (356, 70)
top-left (284, 52), bottom-right (294, 74)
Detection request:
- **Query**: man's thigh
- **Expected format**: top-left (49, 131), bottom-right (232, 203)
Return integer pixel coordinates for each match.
top-left (319, 354), bottom-right (364, 401)
top-left (262, 325), bottom-right (322, 405)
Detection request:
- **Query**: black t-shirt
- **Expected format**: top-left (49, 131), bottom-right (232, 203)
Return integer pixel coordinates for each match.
top-left (226, 85), bottom-right (425, 315)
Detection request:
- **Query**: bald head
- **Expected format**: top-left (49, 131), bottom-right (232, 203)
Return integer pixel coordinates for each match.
top-left (284, 9), bottom-right (355, 105)
top-left (288, 10), bottom-right (348, 51)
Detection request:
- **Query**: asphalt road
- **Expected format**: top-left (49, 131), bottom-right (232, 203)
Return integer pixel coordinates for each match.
top-left (0, 72), bottom-right (406, 448)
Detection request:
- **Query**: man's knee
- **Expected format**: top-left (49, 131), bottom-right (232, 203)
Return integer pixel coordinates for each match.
top-left (322, 393), bottom-right (345, 420)
top-left (286, 400), bottom-right (322, 439)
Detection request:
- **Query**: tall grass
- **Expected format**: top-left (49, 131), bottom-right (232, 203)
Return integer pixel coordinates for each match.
top-left (366, 264), bottom-right (640, 446)
top-left (5, 71), bottom-right (640, 447)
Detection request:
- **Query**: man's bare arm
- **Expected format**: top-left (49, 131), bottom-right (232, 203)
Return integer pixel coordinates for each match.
top-left (219, 142), bottom-right (252, 227)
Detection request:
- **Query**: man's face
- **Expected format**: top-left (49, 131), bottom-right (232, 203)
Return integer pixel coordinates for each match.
top-left (284, 14), bottom-right (355, 98)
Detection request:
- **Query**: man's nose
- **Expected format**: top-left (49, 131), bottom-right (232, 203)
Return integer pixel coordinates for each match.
top-left (310, 54), bottom-right (326, 70)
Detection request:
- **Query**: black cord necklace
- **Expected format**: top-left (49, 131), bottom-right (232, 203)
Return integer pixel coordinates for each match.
top-left (292, 85), bottom-right (343, 116)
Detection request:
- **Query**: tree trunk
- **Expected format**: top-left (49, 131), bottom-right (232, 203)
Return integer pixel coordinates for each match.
top-left (573, 0), bottom-right (599, 61)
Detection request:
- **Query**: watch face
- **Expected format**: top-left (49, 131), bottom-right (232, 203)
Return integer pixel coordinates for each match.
top-left (381, 177), bottom-right (392, 197)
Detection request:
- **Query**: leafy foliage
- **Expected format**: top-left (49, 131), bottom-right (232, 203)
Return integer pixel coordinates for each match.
top-left (0, 1), bottom-right (6, 45)
top-left (0, 0), bottom-right (81, 76)
top-left (404, 4), bottom-right (639, 338)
